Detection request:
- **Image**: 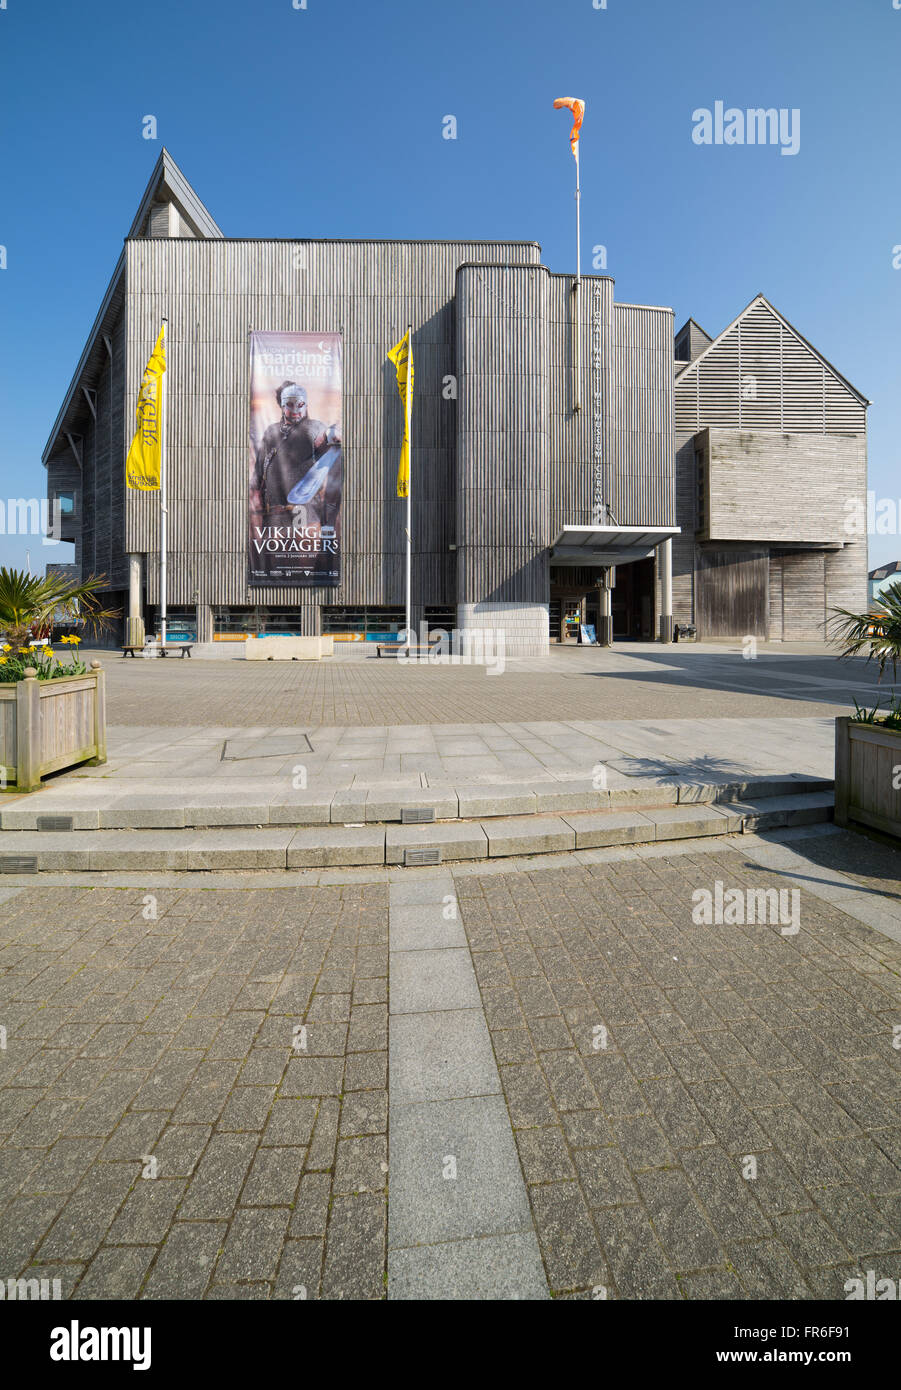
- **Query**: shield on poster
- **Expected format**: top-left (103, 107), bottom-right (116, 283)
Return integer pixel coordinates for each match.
top-left (248, 331), bottom-right (343, 586)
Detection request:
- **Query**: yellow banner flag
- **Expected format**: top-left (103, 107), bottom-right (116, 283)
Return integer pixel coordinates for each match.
top-left (387, 330), bottom-right (413, 499)
top-left (125, 326), bottom-right (166, 490)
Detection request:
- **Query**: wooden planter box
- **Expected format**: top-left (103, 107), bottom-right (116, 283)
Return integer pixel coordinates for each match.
top-left (835, 715), bottom-right (901, 838)
top-left (0, 663), bottom-right (107, 792)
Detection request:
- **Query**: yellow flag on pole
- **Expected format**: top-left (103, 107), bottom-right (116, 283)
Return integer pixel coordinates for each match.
top-left (387, 330), bottom-right (413, 499)
top-left (125, 326), bottom-right (166, 490)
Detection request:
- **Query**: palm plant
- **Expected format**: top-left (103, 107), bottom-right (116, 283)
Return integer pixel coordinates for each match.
top-left (827, 580), bottom-right (901, 684)
top-left (0, 568), bottom-right (117, 652)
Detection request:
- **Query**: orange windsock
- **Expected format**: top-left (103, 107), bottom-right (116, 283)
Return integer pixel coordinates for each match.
top-left (553, 97), bottom-right (585, 160)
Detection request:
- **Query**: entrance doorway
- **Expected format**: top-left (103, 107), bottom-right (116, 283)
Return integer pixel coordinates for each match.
top-left (611, 558), bottom-right (655, 640)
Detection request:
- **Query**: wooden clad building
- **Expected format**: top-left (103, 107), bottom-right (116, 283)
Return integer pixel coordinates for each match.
top-left (673, 295), bottom-right (869, 641)
top-left (42, 152), bottom-right (867, 652)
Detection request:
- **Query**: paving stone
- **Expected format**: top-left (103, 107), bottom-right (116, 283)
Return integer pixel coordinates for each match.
top-left (149, 1124), bottom-right (211, 1178)
top-left (273, 1237), bottom-right (324, 1300)
top-left (261, 1098), bottom-right (319, 1147)
top-left (344, 1051), bottom-right (388, 1092)
top-left (218, 1086), bottom-right (276, 1132)
top-left (216, 1207), bottom-right (291, 1281)
top-left (389, 901), bottom-right (468, 950)
top-left (514, 1126), bottom-right (576, 1184)
top-left (74, 1245), bottom-right (157, 1300)
top-left (390, 1008), bottom-right (499, 1105)
top-left (636, 1169), bottom-right (725, 1270)
top-left (727, 1238), bottom-right (812, 1300)
top-left (339, 1090), bottom-right (388, 1137)
top-left (142, 1222), bottom-right (226, 1299)
top-left (562, 1110), bottom-right (615, 1150)
top-left (178, 1133), bottom-right (257, 1220)
top-left (499, 1063), bottom-right (558, 1128)
top-left (574, 1147), bottom-right (640, 1209)
top-left (280, 1057), bottom-right (344, 1098)
top-left (388, 1095), bottom-right (532, 1249)
top-left (390, 948), bottom-right (480, 1014)
top-left (389, 1231), bottom-right (549, 1300)
top-left (681, 1145), bottom-right (772, 1240)
top-left (333, 1135), bottom-right (387, 1194)
top-left (528, 1181), bottom-right (609, 1293)
top-left (107, 1179), bottom-right (186, 1244)
top-left (321, 1192), bottom-right (386, 1300)
top-left (594, 1204), bottom-right (681, 1300)
top-left (773, 1210), bottom-right (851, 1267)
top-left (304, 1097), bottom-right (341, 1171)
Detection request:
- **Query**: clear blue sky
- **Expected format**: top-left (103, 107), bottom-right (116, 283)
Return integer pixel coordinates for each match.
top-left (1, 0), bottom-right (898, 575)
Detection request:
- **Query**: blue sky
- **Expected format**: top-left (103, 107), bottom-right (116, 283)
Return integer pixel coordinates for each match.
top-left (1, 0), bottom-right (898, 575)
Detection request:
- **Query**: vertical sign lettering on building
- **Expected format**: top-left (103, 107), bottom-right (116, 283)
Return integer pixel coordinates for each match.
top-left (248, 332), bottom-right (343, 587)
top-left (591, 285), bottom-right (604, 524)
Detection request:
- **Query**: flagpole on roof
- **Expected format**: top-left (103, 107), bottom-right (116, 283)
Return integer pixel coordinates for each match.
top-left (159, 316), bottom-right (168, 647)
top-left (574, 139), bottom-right (581, 412)
top-left (553, 98), bottom-right (585, 416)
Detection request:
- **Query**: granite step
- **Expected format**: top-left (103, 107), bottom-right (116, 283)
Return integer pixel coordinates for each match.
top-left (0, 790), bottom-right (833, 872)
top-left (0, 774), bottom-right (834, 832)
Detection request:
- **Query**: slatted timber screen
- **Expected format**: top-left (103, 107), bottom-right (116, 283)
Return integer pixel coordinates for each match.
top-left (675, 300), bottom-right (866, 437)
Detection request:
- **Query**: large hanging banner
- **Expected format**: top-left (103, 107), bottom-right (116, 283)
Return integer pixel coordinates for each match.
top-left (248, 331), bottom-right (343, 587)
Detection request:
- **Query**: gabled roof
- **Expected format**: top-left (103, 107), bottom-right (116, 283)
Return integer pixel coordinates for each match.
top-left (675, 293), bottom-right (870, 405)
top-left (674, 316), bottom-right (713, 352)
top-left (127, 147), bottom-right (223, 239)
top-left (870, 561), bottom-right (901, 581)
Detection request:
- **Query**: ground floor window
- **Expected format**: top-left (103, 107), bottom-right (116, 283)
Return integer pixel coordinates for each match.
top-left (148, 607), bottom-right (198, 642)
top-left (212, 607), bottom-right (310, 637)
top-left (424, 607), bottom-right (456, 634)
top-left (321, 607), bottom-right (405, 641)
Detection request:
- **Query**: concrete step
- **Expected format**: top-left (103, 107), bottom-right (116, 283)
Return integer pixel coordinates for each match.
top-left (0, 791), bottom-right (833, 873)
top-left (0, 774), bottom-right (834, 832)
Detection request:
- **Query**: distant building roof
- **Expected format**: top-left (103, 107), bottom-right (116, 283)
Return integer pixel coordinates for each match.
top-left (869, 561), bottom-right (901, 581)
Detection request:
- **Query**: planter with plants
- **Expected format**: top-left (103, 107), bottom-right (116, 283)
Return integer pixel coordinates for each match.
top-left (0, 568), bottom-right (116, 792)
top-left (828, 582), bottom-right (901, 838)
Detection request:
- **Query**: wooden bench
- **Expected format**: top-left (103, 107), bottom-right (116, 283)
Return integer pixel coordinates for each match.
top-left (376, 642), bottom-right (438, 658)
top-left (122, 644), bottom-right (193, 658)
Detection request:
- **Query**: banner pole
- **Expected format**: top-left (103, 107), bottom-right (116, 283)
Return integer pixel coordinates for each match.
top-left (160, 317), bottom-right (168, 647)
top-left (573, 147), bottom-right (581, 413)
top-left (404, 323), bottom-right (412, 654)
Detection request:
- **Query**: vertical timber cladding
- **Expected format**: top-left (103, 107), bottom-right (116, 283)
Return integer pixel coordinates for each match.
top-left (455, 264), bottom-right (550, 607)
top-left (696, 549), bottom-right (769, 637)
top-left (124, 237), bottom-right (541, 616)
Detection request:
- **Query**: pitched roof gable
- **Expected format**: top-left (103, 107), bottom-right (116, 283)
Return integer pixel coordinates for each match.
top-left (676, 294), bottom-right (869, 405)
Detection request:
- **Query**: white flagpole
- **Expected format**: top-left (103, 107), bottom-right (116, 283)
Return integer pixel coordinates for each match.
top-left (159, 317), bottom-right (168, 647)
top-left (404, 323), bottom-right (412, 653)
top-left (573, 143), bottom-right (582, 413)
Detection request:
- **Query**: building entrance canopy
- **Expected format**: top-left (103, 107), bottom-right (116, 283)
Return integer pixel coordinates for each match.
top-left (549, 525), bottom-right (681, 568)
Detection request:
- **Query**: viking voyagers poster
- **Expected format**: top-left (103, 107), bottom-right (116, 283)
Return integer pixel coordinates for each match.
top-left (248, 331), bottom-right (343, 587)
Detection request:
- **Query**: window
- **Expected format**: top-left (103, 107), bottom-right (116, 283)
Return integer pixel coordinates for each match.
top-left (321, 607), bottom-right (406, 636)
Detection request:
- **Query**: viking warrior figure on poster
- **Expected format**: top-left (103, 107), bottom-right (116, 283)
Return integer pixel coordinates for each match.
top-left (249, 378), bottom-right (343, 582)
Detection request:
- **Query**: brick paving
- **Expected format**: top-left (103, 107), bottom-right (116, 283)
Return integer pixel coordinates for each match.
top-left (456, 850), bottom-right (901, 1299)
top-left (0, 884), bottom-right (388, 1300)
top-left (5, 843), bottom-right (901, 1299)
top-left (82, 644), bottom-right (895, 728)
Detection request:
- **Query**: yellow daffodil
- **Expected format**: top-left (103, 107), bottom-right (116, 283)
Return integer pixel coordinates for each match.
top-left (0, 657), bottom-right (7, 665)
top-left (1, 644), bottom-right (10, 653)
